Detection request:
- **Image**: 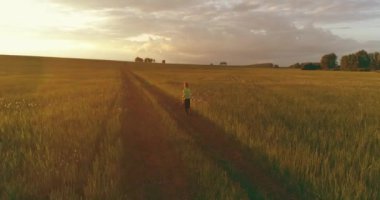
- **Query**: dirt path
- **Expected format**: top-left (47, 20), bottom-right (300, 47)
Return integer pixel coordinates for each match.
top-left (120, 71), bottom-right (191, 200)
top-left (131, 72), bottom-right (299, 200)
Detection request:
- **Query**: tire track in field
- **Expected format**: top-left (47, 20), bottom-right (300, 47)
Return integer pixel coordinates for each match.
top-left (120, 71), bottom-right (191, 200)
top-left (131, 72), bottom-right (299, 200)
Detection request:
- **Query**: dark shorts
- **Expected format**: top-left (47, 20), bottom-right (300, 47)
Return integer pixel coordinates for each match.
top-left (184, 99), bottom-right (190, 109)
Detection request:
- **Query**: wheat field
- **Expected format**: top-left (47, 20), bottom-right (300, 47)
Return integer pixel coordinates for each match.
top-left (0, 56), bottom-right (253, 199)
top-left (133, 65), bottom-right (380, 199)
top-left (0, 57), bottom-right (125, 199)
top-left (1, 56), bottom-right (379, 199)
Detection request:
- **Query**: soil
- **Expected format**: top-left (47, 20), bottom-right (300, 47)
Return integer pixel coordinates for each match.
top-left (121, 71), bottom-right (191, 200)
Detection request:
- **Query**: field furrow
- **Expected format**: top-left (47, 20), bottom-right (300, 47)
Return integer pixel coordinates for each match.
top-left (120, 71), bottom-right (191, 200)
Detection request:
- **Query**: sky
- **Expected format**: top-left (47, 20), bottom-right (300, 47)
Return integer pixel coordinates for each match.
top-left (0, 0), bottom-right (379, 66)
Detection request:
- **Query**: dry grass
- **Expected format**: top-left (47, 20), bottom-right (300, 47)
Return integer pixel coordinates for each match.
top-left (2, 55), bottom-right (379, 199)
top-left (0, 56), bottom-right (125, 199)
top-left (133, 65), bottom-right (380, 199)
top-left (0, 56), bottom-right (258, 199)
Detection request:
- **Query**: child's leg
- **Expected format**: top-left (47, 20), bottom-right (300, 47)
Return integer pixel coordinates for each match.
top-left (185, 99), bottom-right (190, 114)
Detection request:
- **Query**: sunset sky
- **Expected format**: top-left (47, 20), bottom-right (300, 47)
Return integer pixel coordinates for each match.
top-left (0, 0), bottom-right (379, 65)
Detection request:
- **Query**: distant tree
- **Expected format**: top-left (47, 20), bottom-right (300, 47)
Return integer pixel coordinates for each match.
top-left (369, 53), bottom-right (376, 69)
top-left (144, 58), bottom-right (154, 63)
top-left (289, 63), bottom-right (302, 68)
top-left (340, 55), bottom-right (349, 70)
top-left (348, 54), bottom-right (358, 70)
top-left (340, 50), bottom-right (374, 71)
top-left (135, 57), bottom-right (143, 62)
top-left (220, 61), bottom-right (227, 65)
top-left (320, 53), bottom-right (337, 70)
top-left (301, 63), bottom-right (321, 70)
top-left (369, 52), bottom-right (380, 70)
top-left (162, 60), bottom-right (166, 64)
top-left (376, 52), bottom-right (380, 69)
top-left (341, 53), bottom-right (359, 70)
top-left (356, 50), bottom-right (370, 70)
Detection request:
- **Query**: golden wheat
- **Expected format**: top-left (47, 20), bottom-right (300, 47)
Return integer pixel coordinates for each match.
top-left (134, 66), bottom-right (380, 199)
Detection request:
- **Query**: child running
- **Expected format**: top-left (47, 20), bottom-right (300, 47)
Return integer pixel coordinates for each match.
top-left (182, 82), bottom-right (191, 114)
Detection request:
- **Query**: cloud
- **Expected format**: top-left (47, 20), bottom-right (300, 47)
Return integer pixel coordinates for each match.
top-left (51, 0), bottom-right (203, 11)
top-left (125, 34), bottom-right (171, 42)
top-left (5, 0), bottom-right (380, 65)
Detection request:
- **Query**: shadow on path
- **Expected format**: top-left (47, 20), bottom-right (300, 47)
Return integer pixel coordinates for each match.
top-left (121, 71), bottom-right (191, 200)
top-left (132, 72), bottom-right (299, 200)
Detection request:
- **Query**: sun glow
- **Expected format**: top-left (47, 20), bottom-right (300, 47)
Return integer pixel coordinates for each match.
top-left (0, 0), bottom-right (105, 30)
top-left (126, 34), bottom-right (172, 42)
top-left (0, 0), bottom-right (105, 56)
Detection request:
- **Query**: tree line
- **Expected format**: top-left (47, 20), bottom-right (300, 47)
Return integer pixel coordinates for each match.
top-left (340, 50), bottom-right (380, 70)
top-left (135, 57), bottom-right (166, 64)
top-left (290, 50), bottom-right (380, 71)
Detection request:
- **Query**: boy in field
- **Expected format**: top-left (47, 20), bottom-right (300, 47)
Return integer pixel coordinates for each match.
top-left (182, 82), bottom-right (191, 114)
